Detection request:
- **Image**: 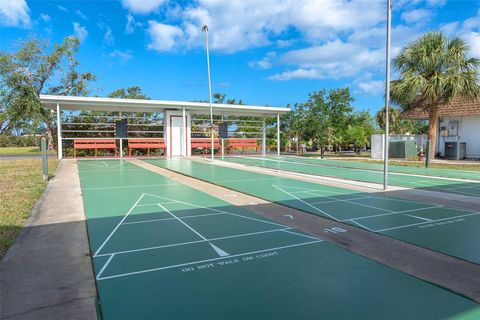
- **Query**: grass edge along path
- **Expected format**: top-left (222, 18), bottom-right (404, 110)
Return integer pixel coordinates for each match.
top-left (0, 158), bottom-right (59, 260)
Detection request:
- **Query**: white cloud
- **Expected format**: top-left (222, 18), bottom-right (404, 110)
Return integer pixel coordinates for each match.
top-left (357, 80), bottom-right (384, 95)
top-left (147, 21), bottom-right (184, 52)
top-left (438, 10), bottom-right (480, 57)
top-left (107, 50), bottom-right (133, 64)
top-left (269, 68), bottom-right (321, 81)
top-left (40, 13), bottom-right (50, 23)
top-left (73, 22), bottom-right (88, 42)
top-left (103, 26), bottom-right (114, 45)
top-left (125, 14), bottom-right (134, 33)
top-left (121, 0), bottom-right (167, 14)
top-left (426, 0), bottom-right (446, 8)
top-left (0, 0), bottom-right (31, 27)
top-left (57, 5), bottom-right (68, 12)
top-left (76, 10), bottom-right (88, 20)
top-left (401, 9), bottom-right (432, 24)
top-left (249, 52), bottom-right (277, 70)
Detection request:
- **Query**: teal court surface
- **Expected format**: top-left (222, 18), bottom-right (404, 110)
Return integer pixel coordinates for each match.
top-left (217, 155), bottom-right (480, 197)
top-left (146, 158), bottom-right (480, 264)
top-left (78, 160), bottom-right (478, 319)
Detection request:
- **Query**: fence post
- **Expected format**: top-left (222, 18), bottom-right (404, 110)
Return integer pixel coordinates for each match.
top-left (41, 137), bottom-right (48, 181)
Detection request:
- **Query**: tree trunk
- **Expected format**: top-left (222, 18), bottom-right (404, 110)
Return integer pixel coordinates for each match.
top-left (296, 134), bottom-right (300, 156)
top-left (428, 106), bottom-right (438, 159)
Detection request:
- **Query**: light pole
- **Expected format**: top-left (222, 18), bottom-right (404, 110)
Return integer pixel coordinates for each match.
top-left (383, 0), bottom-right (392, 190)
top-left (202, 25), bottom-right (215, 161)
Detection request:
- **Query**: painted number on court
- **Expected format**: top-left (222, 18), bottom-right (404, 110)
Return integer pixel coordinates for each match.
top-left (323, 227), bottom-right (347, 234)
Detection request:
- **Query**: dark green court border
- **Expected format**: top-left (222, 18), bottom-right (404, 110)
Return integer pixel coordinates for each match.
top-left (270, 155), bottom-right (480, 181)
top-left (146, 158), bottom-right (480, 264)
top-left (77, 159), bottom-right (477, 319)
top-left (220, 155), bottom-right (480, 197)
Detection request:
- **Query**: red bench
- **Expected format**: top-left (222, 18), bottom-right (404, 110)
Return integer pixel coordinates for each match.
top-left (74, 139), bottom-right (117, 158)
top-left (191, 138), bottom-right (222, 156)
top-left (128, 138), bottom-right (166, 156)
top-left (228, 139), bottom-right (260, 153)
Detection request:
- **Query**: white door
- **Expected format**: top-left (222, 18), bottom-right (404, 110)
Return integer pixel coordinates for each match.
top-left (170, 116), bottom-right (185, 157)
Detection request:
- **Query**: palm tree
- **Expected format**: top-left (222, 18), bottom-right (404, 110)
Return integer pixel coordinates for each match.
top-left (376, 107), bottom-right (399, 132)
top-left (390, 32), bottom-right (480, 158)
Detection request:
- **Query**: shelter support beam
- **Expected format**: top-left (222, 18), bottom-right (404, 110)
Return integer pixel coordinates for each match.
top-left (262, 117), bottom-right (266, 156)
top-left (56, 102), bottom-right (62, 160)
top-left (277, 113), bottom-right (280, 156)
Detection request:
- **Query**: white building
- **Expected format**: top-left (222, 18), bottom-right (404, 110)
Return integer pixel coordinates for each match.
top-left (402, 97), bottom-right (480, 160)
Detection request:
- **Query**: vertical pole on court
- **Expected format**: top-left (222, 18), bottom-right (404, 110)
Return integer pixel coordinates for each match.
top-left (383, 0), bottom-right (392, 191)
top-left (221, 114), bottom-right (225, 159)
top-left (202, 25), bottom-right (215, 161)
top-left (262, 117), bottom-right (266, 156)
top-left (41, 136), bottom-right (48, 181)
top-left (182, 107), bottom-right (186, 157)
top-left (119, 111), bottom-right (123, 159)
top-left (276, 113), bottom-right (280, 156)
top-left (425, 140), bottom-right (431, 168)
top-left (56, 102), bottom-right (63, 160)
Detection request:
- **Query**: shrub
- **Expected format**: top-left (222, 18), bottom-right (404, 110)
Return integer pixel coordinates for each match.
top-left (0, 135), bottom-right (42, 147)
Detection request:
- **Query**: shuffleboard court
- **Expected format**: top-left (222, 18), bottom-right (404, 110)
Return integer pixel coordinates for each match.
top-left (78, 160), bottom-right (478, 319)
top-left (146, 158), bottom-right (480, 264)
top-left (267, 155), bottom-right (480, 181)
top-left (219, 156), bottom-right (480, 197)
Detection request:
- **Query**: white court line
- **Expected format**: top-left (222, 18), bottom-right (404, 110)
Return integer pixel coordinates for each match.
top-left (94, 193), bottom-right (146, 256)
top-left (302, 191), bottom-right (393, 213)
top-left (157, 204), bottom-right (209, 241)
top-left (82, 184), bottom-right (177, 191)
top-left (345, 205), bottom-right (444, 221)
top-left (136, 201), bottom-right (180, 207)
top-left (94, 227), bottom-right (292, 257)
top-left (97, 240), bottom-right (322, 281)
top-left (281, 229), bottom-right (320, 240)
top-left (143, 193), bottom-right (287, 228)
top-left (121, 212), bottom-right (226, 226)
top-left (349, 220), bottom-right (374, 232)
top-left (404, 214), bottom-right (433, 222)
top-left (374, 212), bottom-right (480, 233)
top-left (96, 254), bottom-right (115, 280)
top-left (272, 185), bottom-right (340, 221)
top-left (309, 196), bottom-right (373, 205)
top-left (216, 177), bottom-right (280, 184)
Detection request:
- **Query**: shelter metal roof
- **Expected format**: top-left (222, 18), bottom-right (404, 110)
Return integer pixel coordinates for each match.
top-left (40, 95), bottom-right (290, 117)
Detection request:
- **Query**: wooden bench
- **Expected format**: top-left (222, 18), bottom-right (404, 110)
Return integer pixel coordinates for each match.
top-left (128, 138), bottom-right (166, 156)
top-left (74, 139), bottom-right (117, 158)
top-left (191, 138), bottom-right (222, 156)
top-left (228, 139), bottom-right (260, 153)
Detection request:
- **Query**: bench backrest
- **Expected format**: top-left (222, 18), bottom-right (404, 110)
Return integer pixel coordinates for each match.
top-left (191, 138), bottom-right (221, 147)
top-left (228, 139), bottom-right (258, 146)
top-left (74, 139), bottom-right (116, 146)
top-left (128, 139), bottom-right (165, 146)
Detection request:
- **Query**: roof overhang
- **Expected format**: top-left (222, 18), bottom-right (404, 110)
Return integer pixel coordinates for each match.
top-left (40, 95), bottom-right (290, 117)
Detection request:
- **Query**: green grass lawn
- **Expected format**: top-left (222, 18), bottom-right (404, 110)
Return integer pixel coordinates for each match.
top-left (0, 146), bottom-right (56, 156)
top-left (0, 158), bottom-right (59, 260)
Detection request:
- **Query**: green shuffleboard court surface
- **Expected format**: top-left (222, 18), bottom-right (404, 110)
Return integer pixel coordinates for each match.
top-left (78, 160), bottom-right (477, 319)
top-left (272, 155), bottom-right (480, 181)
top-left (219, 155), bottom-right (480, 197)
top-left (146, 158), bottom-right (480, 264)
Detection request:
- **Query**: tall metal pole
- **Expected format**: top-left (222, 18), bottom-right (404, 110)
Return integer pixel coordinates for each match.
top-left (202, 25), bottom-right (215, 161)
top-left (56, 102), bottom-right (62, 160)
top-left (383, 0), bottom-right (392, 190)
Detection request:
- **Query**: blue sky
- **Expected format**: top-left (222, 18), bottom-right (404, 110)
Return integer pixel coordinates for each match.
top-left (1, 0), bottom-right (479, 114)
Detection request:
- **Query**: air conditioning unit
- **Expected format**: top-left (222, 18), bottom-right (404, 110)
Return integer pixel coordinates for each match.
top-left (445, 142), bottom-right (466, 160)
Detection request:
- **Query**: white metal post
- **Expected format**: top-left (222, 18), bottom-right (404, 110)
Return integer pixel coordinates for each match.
top-left (56, 102), bottom-right (62, 160)
top-left (383, 0), bottom-right (392, 191)
top-left (262, 117), bottom-right (266, 156)
top-left (276, 113), bottom-right (280, 156)
top-left (119, 111), bottom-right (123, 158)
top-left (221, 114), bottom-right (225, 158)
top-left (202, 25), bottom-right (215, 161)
top-left (182, 107), bottom-right (186, 157)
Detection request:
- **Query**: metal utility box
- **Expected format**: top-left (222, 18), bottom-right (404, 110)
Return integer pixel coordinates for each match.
top-left (445, 142), bottom-right (466, 160)
top-left (389, 140), bottom-right (417, 158)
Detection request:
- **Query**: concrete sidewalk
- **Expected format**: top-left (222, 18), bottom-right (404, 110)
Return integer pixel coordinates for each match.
top-left (0, 161), bottom-right (96, 320)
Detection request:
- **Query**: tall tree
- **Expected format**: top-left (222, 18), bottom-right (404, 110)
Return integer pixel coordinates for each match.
top-left (390, 32), bottom-right (480, 158)
top-left (0, 36), bottom-right (96, 147)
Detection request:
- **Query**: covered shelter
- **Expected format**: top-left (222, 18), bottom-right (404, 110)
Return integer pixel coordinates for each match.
top-left (39, 95), bottom-right (290, 159)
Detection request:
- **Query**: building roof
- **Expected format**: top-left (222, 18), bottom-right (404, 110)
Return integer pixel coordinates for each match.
top-left (401, 97), bottom-right (480, 120)
top-left (39, 95), bottom-right (290, 117)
